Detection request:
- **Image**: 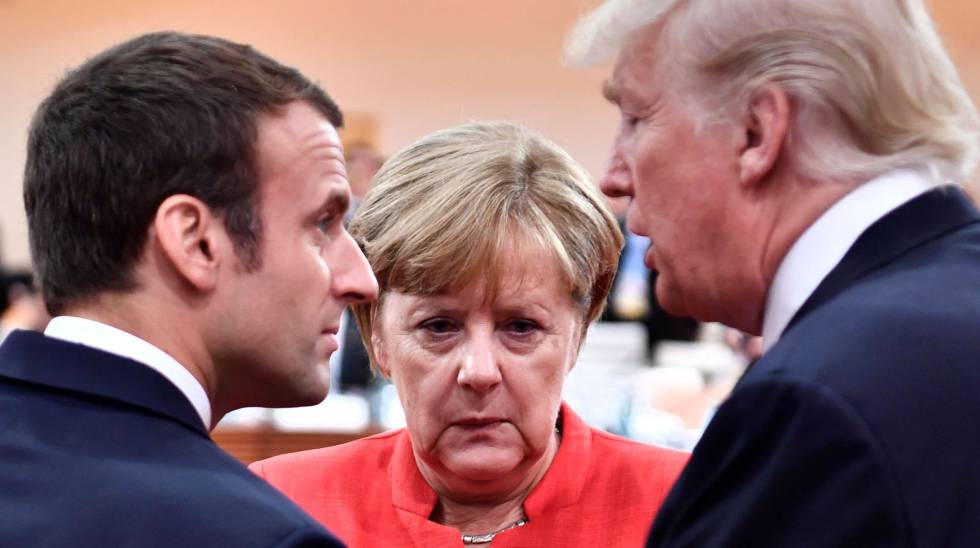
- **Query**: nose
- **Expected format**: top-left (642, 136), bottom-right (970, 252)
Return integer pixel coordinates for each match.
top-left (599, 147), bottom-right (633, 199)
top-left (457, 330), bottom-right (502, 393)
top-left (333, 230), bottom-right (379, 304)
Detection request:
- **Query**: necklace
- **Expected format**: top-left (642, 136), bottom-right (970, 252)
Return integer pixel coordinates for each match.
top-left (461, 517), bottom-right (529, 544)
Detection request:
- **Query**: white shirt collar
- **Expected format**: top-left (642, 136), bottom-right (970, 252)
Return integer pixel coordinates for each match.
top-left (761, 169), bottom-right (939, 352)
top-left (44, 316), bottom-right (212, 429)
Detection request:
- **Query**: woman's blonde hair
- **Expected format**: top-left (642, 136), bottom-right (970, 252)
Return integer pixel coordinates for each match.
top-left (349, 121), bottom-right (624, 370)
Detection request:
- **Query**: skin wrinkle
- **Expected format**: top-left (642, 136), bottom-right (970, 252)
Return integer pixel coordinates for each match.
top-left (345, 122), bottom-right (622, 535)
top-left (372, 246), bottom-right (581, 534)
top-left (599, 21), bottom-right (866, 334)
top-left (350, 123), bottom-right (622, 369)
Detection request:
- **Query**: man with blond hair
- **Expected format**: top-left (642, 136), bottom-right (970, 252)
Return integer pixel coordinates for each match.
top-left (568, 0), bottom-right (980, 546)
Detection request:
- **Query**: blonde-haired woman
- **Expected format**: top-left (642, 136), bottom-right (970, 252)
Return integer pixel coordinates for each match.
top-left (252, 122), bottom-right (687, 546)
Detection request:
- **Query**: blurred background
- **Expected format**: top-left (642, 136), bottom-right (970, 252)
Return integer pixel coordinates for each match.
top-left (1, 0), bottom-right (978, 461)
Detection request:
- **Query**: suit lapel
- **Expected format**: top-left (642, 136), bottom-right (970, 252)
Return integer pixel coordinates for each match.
top-left (0, 330), bottom-right (209, 436)
top-left (785, 186), bottom-right (980, 334)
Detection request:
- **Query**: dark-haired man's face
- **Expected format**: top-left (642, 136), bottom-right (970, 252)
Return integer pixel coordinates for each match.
top-left (212, 101), bottom-right (378, 407)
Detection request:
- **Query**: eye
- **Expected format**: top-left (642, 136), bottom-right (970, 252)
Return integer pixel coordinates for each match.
top-left (505, 318), bottom-right (540, 336)
top-left (419, 317), bottom-right (458, 334)
top-left (621, 113), bottom-right (640, 129)
top-left (316, 212), bottom-right (338, 234)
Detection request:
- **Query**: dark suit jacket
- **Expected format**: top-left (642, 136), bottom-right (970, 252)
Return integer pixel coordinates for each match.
top-left (647, 186), bottom-right (980, 547)
top-left (0, 330), bottom-right (344, 547)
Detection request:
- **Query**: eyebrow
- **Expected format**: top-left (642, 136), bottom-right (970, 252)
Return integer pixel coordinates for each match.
top-left (602, 79), bottom-right (621, 105)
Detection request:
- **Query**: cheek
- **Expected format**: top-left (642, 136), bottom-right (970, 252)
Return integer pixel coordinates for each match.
top-left (311, 250), bottom-right (335, 289)
top-left (509, 348), bottom-right (571, 433)
top-left (630, 152), bottom-right (671, 209)
top-left (387, 342), bottom-right (457, 440)
top-left (633, 190), bottom-right (660, 223)
top-left (631, 130), bottom-right (666, 173)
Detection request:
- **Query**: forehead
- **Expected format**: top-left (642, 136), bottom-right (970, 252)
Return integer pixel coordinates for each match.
top-left (386, 259), bottom-right (574, 315)
top-left (255, 101), bottom-right (344, 176)
top-left (386, 236), bottom-right (577, 307)
top-left (606, 22), bottom-right (667, 105)
top-left (253, 102), bottom-right (349, 209)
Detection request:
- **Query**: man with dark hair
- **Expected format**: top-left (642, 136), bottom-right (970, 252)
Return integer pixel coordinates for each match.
top-left (0, 31), bottom-right (377, 546)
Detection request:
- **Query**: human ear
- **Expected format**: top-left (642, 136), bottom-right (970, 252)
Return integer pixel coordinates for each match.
top-left (152, 194), bottom-right (224, 292)
top-left (567, 321), bottom-right (588, 373)
top-left (370, 328), bottom-right (391, 378)
top-left (738, 84), bottom-right (791, 186)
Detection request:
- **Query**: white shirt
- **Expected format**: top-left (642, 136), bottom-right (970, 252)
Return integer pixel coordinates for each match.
top-left (761, 169), bottom-right (939, 352)
top-left (44, 316), bottom-right (212, 429)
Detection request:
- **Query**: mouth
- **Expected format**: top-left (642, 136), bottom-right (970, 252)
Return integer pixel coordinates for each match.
top-left (453, 417), bottom-right (507, 431)
top-left (644, 242), bottom-right (658, 271)
top-left (319, 327), bottom-right (340, 356)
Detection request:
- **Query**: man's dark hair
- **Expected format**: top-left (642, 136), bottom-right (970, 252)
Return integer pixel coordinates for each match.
top-left (24, 31), bottom-right (343, 315)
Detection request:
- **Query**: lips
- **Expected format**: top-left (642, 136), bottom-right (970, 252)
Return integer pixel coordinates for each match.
top-left (320, 327), bottom-right (340, 356)
top-left (644, 244), bottom-right (658, 271)
top-left (453, 417), bottom-right (507, 430)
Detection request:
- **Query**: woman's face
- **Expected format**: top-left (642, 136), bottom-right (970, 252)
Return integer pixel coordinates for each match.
top-left (372, 251), bottom-right (583, 498)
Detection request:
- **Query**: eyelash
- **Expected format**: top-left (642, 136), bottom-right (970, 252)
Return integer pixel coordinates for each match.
top-left (416, 318), bottom-right (541, 337)
top-left (316, 212), bottom-right (338, 233)
top-left (506, 319), bottom-right (540, 335)
top-left (419, 317), bottom-right (457, 334)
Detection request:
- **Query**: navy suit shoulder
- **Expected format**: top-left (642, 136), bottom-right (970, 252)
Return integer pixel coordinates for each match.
top-left (646, 376), bottom-right (911, 547)
top-left (0, 331), bottom-right (344, 548)
top-left (648, 187), bottom-right (980, 548)
top-left (756, 204), bottom-right (980, 415)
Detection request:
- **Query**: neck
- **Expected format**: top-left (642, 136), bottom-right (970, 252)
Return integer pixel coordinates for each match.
top-left (425, 430), bottom-right (560, 535)
top-left (432, 494), bottom-right (526, 537)
top-left (740, 176), bottom-right (858, 334)
top-left (63, 292), bottom-right (216, 426)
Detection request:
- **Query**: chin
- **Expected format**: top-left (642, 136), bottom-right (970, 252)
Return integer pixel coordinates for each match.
top-left (261, 386), bottom-right (328, 409)
top-left (297, 378), bottom-right (331, 406)
top-left (295, 389), bottom-right (329, 408)
top-left (442, 448), bottom-right (524, 482)
top-left (275, 372), bottom-right (330, 408)
top-left (655, 284), bottom-right (688, 318)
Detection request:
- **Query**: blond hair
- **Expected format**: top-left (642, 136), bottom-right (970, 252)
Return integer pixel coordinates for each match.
top-left (566, 0), bottom-right (980, 184)
top-left (349, 121), bottom-right (624, 369)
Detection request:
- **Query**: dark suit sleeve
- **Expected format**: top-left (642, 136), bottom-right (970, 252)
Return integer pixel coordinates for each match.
top-left (273, 525), bottom-right (346, 548)
top-left (646, 378), bottom-right (912, 548)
